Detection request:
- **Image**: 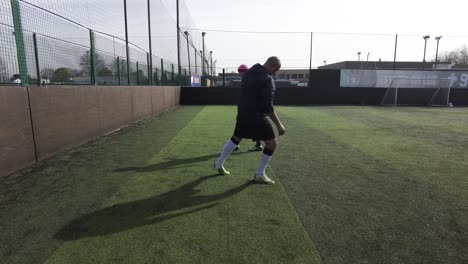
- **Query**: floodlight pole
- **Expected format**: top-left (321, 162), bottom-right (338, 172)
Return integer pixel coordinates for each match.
top-left (366, 52), bottom-right (370, 69)
top-left (435, 36), bottom-right (442, 69)
top-left (200, 50), bottom-right (203, 75)
top-left (309, 32), bottom-right (313, 86)
top-left (393, 34), bottom-right (398, 70)
top-left (202, 32), bottom-right (206, 85)
top-left (184, 31), bottom-right (191, 76)
top-left (210, 51), bottom-right (213, 77)
top-left (176, 0), bottom-right (182, 85)
top-left (422, 35), bottom-right (430, 70)
top-left (124, 0), bottom-right (130, 84)
top-left (214, 60), bottom-right (217, 78)
top-left (147, 0), bottom-right (153, 85)
top-left (195, 48), bottom-right (199, 74)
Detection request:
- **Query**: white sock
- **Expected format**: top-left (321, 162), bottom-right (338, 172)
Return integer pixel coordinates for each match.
top-left (256, 152), bottom-right (272, 176)
top-left (215, 139), bottom-right (238, 168)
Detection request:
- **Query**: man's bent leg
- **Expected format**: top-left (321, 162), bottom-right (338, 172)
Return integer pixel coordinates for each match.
top-left (214, 136), bottom-right (242, 174)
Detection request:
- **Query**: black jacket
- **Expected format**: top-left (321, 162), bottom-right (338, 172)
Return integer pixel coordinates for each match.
top-left (237, 64), bottom-right (276, 123)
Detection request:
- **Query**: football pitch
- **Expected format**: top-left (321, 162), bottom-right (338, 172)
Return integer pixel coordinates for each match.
top-left (1, 106), bottom-right (468, 263)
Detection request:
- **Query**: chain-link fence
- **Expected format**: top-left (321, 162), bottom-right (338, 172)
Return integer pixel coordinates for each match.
top-left (0, 0), bottom-right (210, 86)
top-left (1, 0), bottom-right (20, 84)
top-left (3, 0), bottom-right (468, 87)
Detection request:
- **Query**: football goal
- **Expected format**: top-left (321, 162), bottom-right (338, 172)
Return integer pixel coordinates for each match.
top-left (380, 77), bottom-right (452, 107)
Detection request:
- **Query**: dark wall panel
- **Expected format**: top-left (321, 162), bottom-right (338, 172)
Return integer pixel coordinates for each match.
top-left (181, 70), bottom-right (468, 106)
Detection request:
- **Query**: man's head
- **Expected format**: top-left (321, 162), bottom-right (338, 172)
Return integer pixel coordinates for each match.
top-left (263, 56), bottom-right (281, 75)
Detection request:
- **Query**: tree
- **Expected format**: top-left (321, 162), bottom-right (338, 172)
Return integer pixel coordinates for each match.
top-left (79, 51), bottom-right (108, 76)
top-left (153, 70), bottom-right (160, 85)
top-left (437, 45), bottom-right (468, 64)
top-left (98, 67), bottom-right (114, 77)
top-left (131, 70), bottom-right (148, 85)
top-left (111, 58), bottom-right (128, 78)
top-left (40, 68), bottom-right (55, 80)
top-left (52, 67), bottom-right (73, 84)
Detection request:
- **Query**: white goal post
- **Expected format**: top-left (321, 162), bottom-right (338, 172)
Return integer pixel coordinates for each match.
top-left (380, 77), bottom-right (452, 107)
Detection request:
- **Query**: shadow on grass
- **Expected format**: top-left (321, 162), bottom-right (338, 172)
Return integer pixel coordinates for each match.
top-left (114, 152), bottom-right (247, 173)
top-left (55, 174), bottom-right (253, 240)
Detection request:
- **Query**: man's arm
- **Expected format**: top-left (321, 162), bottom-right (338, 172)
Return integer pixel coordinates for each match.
top-left (261, 76), bottom-right (285, 135)
top-left (268, 111), bottom-right (286, 136)
top-left (260, 77), bottom-right (275, 114)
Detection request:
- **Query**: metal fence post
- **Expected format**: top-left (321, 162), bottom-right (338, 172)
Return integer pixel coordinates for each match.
top-left (147, 53), bottom-right (152, 85)
top-left (32, 33), bottom-right (41, 85)
top-left (136, 61), bottom-right (139, 85)
top-left (10, 0), bottom-right (29, 85)
top-left (89, 29), bottom-right (97, 85)
top-left (117, 56), bottom-right (121, 85)
top-left (160, 58), bottom-right (164, 86)
top-left (171, 64), bottom-right (175, 84)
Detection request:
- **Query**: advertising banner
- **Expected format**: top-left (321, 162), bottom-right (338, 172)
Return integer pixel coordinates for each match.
top-left (191, 74), bottom-right (201, 87)
top-left (340, 70), bottom-right (468, 89)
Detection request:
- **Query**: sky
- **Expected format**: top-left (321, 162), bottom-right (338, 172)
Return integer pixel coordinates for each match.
top-left (182, 0), bottom-right (468, 35)
top-left (177, 0), bottom-right (468, 70)
top-left (2, 0), bottom-right (468, 77)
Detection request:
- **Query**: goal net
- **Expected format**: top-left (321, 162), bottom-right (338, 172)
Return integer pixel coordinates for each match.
top-left (380, 78), bottom-right (452, 107)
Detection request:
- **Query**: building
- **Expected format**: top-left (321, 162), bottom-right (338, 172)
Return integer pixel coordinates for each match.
top-left (214, 72), bottom-right (302, 87)
top-left (276, 69), bottom-right (309, 85)
top-left (214, 69), bottom-right (311, 85)
top-left (317, 61), bottom-right (458, 70)
top-left (213, 72), bottom-right (241, 87)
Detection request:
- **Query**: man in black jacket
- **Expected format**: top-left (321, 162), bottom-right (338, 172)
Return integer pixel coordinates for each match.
top-left (213, 56), bottom-right (285, 184)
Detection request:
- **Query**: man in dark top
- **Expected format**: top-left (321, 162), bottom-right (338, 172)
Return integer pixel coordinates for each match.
top-left (213, 56), bottom-right (285, 184)
top-left (233, 64), bottom-right (263, 152)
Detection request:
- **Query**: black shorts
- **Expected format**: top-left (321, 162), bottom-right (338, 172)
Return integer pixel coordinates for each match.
top-left (233, 120), bottom-right (275, 141)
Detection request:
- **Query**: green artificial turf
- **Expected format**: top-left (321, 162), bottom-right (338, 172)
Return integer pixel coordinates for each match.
top-left (273, 106), bottom-right (468, 264)
top-left (1, 106), bottom-right (319, 264)
top-left (1, 107), bottom-right (204, 263)
top-left (2, 105), bottom-right (467, 264)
